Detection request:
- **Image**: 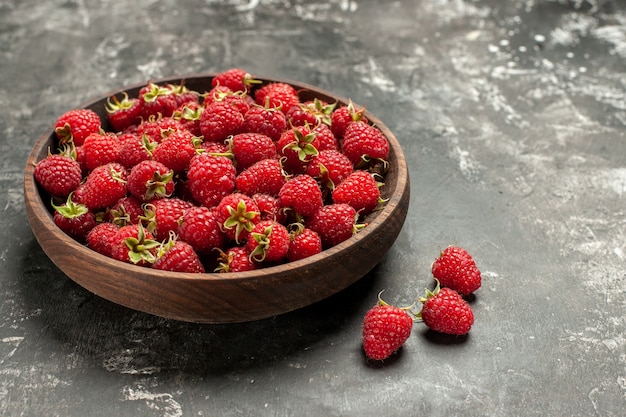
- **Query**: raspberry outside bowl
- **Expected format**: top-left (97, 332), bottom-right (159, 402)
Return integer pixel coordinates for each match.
top-left (23, 74), bottom-right (410, 324)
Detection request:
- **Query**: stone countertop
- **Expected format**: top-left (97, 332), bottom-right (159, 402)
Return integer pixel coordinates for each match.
top-left (1, 1), bottom-right (624, 416)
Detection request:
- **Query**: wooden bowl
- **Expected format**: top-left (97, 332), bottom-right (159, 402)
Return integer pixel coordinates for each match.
top-left (23, 74), bottom-right (410, 323)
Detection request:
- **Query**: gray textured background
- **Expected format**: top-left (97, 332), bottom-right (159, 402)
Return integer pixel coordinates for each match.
top-left (1, 1), bottom-right (624, 416)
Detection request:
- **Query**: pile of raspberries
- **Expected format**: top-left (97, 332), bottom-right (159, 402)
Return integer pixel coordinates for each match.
top-left (33, 68), bottom-right (391, 274)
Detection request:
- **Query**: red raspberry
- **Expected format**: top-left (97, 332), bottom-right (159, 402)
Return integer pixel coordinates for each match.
top-left (153, 235), bottom-right (205, 273)
top-left (330, 100), bottom-right (368, 139)
top-left (276, 125), bottom-right (319, 175)
top-left (172, 101), bottom-right (203, 137)
top-left (138, 82), bottom-right (178, 120)
top-left (307, 203), bottom-right (361, 248)
top-left (286, 98), bottom-right (335, 127)
top-left (86, 222), bottom-right (120, 258)
top-left (418, 282), bottom-right (474, 335)
top-left (167, 82), bottom-right (201, 108)
top-left (246, 220), bottom-right (290, 263)
top-left (82, 132), bottom-right (121, 171)
top-left (235, 158), bottom-right (286, 197)
top-left (78, 162), bottom-right (128, 211)
top-left (215, 246), bottom-right (257, 273)
top-left (254, 82), bottom-right (300, 113)
top-left (332, 170), bottom-right (381, 215)
top-left (277, 124), bottom-right (337, 175)
top-left (341, 121), bottom-right (389, 167)
top-left (178, 206), bottom-right (225, 255)
top-left (51, 195), bottom-right (97, 242)
top-left (287, 225), bottom-right (322, 262)
top-left (203, 85), bottom-right (234, 106)
top-left (214, 192), bottom-right (260, 244)
top-left (135, 116), bottom-right (182, 144)
top-left (305, 149), bottom-right (354, 192)
top-left (242, 104), bottom-right (287, 142)
top-left (200, 140), bottom-right (229, 154)
top-left (199, 100), bottom-right (245, 143)
top-left (278, 174), bottom-right (323, 218)
top-left (117, 133), bottom-right (156, 169)
top-left (127, 160), bottom-right (175, 202)
top-left (215, 93), bottom-right (251, 116)
top-left (229, 133), bottom-right (277, 170)
top-left (186, 153), bottom-right (236, 208)
top-left (153, 128), bottom-right (201, 172)
top-left (33, 153), bottom-right (82, 198)
top-left (212, 68), bottom-right (259, 93)
top-left (143, 197), bottom-right (194, 242)
top-left (117, 131), bottom-right (139, 144)
top-left (105, 92), bottom-right (142, 132)
top-left (252, 193), bottom-right (287, 224)
top-left (110, 224), bottom-right (159, 266)
top-left (431, 246), bottom-right (482, 295)
top-left (107, 196), bottom-right (144, 226)
top-left (54, 108), bottom-right (102, 146)
top-left (362, 296), bottom-right (414, 361)
top-left (311, 123), bottom-right (339, 152)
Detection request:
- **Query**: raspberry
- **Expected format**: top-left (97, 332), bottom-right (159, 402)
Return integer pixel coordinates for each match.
top-left (341, 121), bottom-right (389, 167)
top-left (229, 132), bottom-right (277, 170)
top-left (186, 153), bottom-right (236, 208)
top-left (107, 196), bottom-right (144, 227)
top-left (236, 158), bottom-right (286, 197)
top-left (138, 82), bottom-right (178, 120)
top-left (431, 246), bottom-right (482, 295)
top-left (86, 222), bottom-right (120, 258)
top-left (242, 104), bottom-right (287, 141)
top-left (172, 101), bottom-right (203, 137)
top-left (143, 197), bottom-right (193, 242)
top-left (330, 100), bottom-right (368, 139)
top-left (117, 133), bottom-right (156, 169)
top-left (418, 282), bottom-right (474, 335)
top-left (54, 108), bottom-right (102, 146)
top-left (110, 223), bottom-right (159, 266)
top-left (127, 160), bottom-right (175, 202)
top-left (306, 149), bottom-right (354, 192)
top-left (332, 170), bottom-right (381, 215)
top-left (82, 132), bottom-right (121, 171)
top-left (135, 115), bottom-right (182, 144)
top-left (33, 153), bottom-right (82, 198)
top-left (362, 294), bottom-right (414, 361)
top-left (199, 100), bottom-right (245, 143)
top-left (78, 162), bottom-right (128, 211)
top-left (178, 206), bottom-right (225, 255)
top-left (276, 125), bottom-right (319, 175)
top-left (51, 195), bottom-right (97, 243)
top-left (152, 128), bottom-right (201, 172)
top-left (246, 220), bottom-right (290, 263)
top-left (106, 92), bottom-right (142, 132)
top-left (307, 203), bottom-right (360, 248)
top-left (287, 225), bottom-right (322, 262)
top-left (255, 82), bottom-right (300, 113)
top-left (215, 246), bottom-right (257, 273)
top-left (153, 234), bottom-right (205, 273)
top-left (212, 68), bottom-right (259, 93)
top-left (252, 193), bottom-right (287, 224)
top-left (214, 192), bottom-right (260, 244)
top-left (278, 174), bottom-right (324, 218)
top-left (286, 98), bottom-right (335, 127)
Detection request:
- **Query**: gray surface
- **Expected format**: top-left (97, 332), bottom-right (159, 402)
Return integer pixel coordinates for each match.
top-left (1, 0), bottom-right (625, 416)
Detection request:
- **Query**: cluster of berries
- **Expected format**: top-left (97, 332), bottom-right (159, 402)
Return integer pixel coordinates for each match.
top-left (33, 68), bottom-right (391, 273)
top-left (362, 245), bottom-right (481, 361)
